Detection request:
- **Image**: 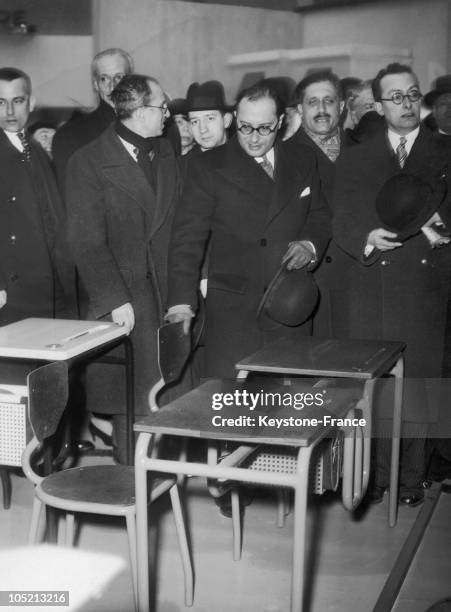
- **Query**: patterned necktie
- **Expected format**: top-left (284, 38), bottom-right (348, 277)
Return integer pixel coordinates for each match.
top-left (259, 155), bottom-right (274, 180)
top-left (18, 131), bottom-right (31, 162)
top-left (396, 136), bottom-right (407, 168)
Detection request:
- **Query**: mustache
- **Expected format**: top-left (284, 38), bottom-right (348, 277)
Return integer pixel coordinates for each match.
top-left (313, 113), bottom-right (331, 120)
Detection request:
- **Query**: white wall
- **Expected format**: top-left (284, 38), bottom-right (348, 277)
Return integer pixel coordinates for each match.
top-left (300, 0), bottom-right (449, 91)
top-left (0, 35), bottom-right (94, 108)
top-left (93, 0), bottom-right (303, 101)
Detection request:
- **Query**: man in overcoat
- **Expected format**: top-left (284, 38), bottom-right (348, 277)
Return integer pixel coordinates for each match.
top-left (0, 67), bottom-right (74, 380)
top-left (332, 63), bottom-right (451, 505)
top-left (66, 74), bottom-right (180, 461)
top-left (167, 80), bottom-right (330, 378)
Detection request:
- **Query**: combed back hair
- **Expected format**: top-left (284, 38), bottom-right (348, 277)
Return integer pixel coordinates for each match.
top-left (0, 67), bottom-right (32, 95)
top-left (294, 70), bottom-right (342, 104)
top-left (372, 63), bottom-right (417, 101)
top-left (91, 48), bottom-right (134, 79)
top-left (110, 74), bottom-right (160, 120)
top-left (236, 79), bottom-right (285, 117)
top-left (347, 79), bottom-right (374, 111)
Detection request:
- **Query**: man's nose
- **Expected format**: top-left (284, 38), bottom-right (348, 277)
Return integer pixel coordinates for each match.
top-left (199, 120), bottom-right (208, 133)
top-left (250, 129), bottom-right (260, 143)
top-left (318, 99), bottom-right (327, 113)
top-left (402, 95), bottom-right (412, 109)
top-left (6, 101), bottom-right (14, 115)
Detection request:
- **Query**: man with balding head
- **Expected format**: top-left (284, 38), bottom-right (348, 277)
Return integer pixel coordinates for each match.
top-left (66, 74), bottom-right (180, 462)
top-left (52, 47), bottom-right (134, 190)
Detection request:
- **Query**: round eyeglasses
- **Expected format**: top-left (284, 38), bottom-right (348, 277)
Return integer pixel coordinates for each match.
top-left (379, 91), bottom-right (422, 105)
top-left (237, 122), bottom-right (278, 136)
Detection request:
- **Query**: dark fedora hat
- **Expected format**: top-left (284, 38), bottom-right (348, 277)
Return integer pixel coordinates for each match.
top-left (168, 97), bottom-right (188, 117)
top-left (424, 75), bottom-right (451, 107)
top-left (376, 173), bottom-right (447, 241)
top-left (257, 264), bottom-right (319, 330)
top-left (185, 80), bottom-right (232, 113)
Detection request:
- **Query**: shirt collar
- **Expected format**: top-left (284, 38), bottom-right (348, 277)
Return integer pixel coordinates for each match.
top-left (387, 126), bottom-right (420, 156)
top-left (3, 129), bottom-right (24, 152)
top-left (254, 147), bottom-right (275, 167)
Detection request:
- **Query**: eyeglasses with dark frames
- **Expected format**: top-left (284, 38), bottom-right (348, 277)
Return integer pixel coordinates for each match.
top-left (379, 91), bottom-right (422, 105)
top-left (237, 122), bottom-right (278, 136)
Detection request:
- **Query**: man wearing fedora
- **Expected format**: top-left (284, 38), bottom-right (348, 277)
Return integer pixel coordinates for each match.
top-left (184, 80), bottom-right (233, 159)
top-left (166, 79), bottom-right (329, 378)
top-left (332, 62), bottom-right (451, 506)
top-left (424, 75), bottom-right (451, 138)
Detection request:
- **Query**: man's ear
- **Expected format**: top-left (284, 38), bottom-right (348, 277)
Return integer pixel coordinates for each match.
top-left (277, 113), bottom-right (285, 130)
top-left (223, 112), bottom-right (233, 129)
top-left (29, 95), bottom-right (36, 113)
top-left (296, 103), bottom-right (303, 120)
top-left (93, 78), bottom-right (99, 95)
top-left (375, 101), bottom-right (385, 117)
top-left (339, 100), bottom-right (345, 114)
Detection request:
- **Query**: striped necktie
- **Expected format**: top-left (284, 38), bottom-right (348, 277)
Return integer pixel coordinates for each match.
top-left (396, 136), bottom-right (407, 168)
top-left (18, 131), bottom-right (31, 163)
top-left (259, 154), bottom-right (274, 180)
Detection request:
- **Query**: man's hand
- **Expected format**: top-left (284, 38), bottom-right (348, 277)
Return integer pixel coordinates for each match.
top-left (0, 290), bottom-right (6, 309)
top-left (111, 302), bottom-right (135, 334)
top-left (367, 228), bottom-right (402, 252)
top-left (282, 241), bottom-right (315, 270)
top-left (165, 311), bottom-right (192, 335)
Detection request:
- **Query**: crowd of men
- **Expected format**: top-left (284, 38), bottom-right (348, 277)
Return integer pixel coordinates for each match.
top-left (1, 47), bottom-right (451, 503)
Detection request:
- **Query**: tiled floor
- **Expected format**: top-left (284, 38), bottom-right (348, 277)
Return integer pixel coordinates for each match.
top-left (2, 459), bottom-right (445, 612)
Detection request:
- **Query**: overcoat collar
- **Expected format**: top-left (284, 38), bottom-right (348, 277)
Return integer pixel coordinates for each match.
top-left (97, 125), bottom-right (175, 238)
top-left (215, 136), bottom-right (301, 226)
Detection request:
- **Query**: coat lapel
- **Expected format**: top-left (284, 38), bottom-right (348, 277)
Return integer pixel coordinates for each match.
top-left (99, 127), bottom-right (156, 218)
top-left (149, 141), bottom-right (178, 238)
top-left (215, 136), bottom-right (274, 205)
top-left (264, 141), bottom-right (301, 228)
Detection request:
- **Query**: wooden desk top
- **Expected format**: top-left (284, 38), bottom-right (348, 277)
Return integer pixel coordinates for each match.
top-left (235, 336), bottom-right (405, 379)
top-left (0, 318), bottom-right (127, 361)
top-left (135, 379), bottom-right (359, 447)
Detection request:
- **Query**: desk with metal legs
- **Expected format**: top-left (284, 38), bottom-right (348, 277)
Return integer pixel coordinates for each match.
top-left (134, 337), bottom-right (405, 612)
top-left (236, 336), bottom-right (405, 527)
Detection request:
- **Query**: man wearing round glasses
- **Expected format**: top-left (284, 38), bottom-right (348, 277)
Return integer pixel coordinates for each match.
top-left (167, 79), bottom-right (329, 378)
top-left (332, 63), bottom-right (451, 507)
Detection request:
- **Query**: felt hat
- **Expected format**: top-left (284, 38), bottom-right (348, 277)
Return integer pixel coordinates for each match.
top-left (257, 264), bottom-right (319, 330)
top-left (376, 173), bottom-right (447, 241)
top-left (167, 98), bottom-right (188, 117)
top-left (185, 80), bottom-right (232, 112)
top-left (424, 75), bottom-right (451, 108)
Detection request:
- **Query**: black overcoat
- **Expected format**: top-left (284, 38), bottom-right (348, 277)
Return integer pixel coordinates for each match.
top-left (168, 136), bottom-right (330, 377)
top-left (66, 126), bottom-right (181, 415)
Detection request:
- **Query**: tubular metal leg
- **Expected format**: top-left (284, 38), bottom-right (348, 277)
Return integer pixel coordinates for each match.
top-left (125, 510), bottom-right (138, 609)
top-left (124, 337), bottom-right (135, 466)
top-left (389, 356), bottom-right (404, 527)
top-left (65, 512), bottom-right (75, 547)
top-left (231, 487), bottom-right (241, 561)
top-left (291, 445), bottom-right (314, 612)
top-left (135, 433), bottom-right (151, 612)
top-left (169, 485), bottom-right (194, 607)
top-left (29, 497), bottom-right (45, 544)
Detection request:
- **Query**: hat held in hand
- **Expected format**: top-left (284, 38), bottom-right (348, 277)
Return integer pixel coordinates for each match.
top-left (257, 263), bottom-right (319, 330)
top-left (376, 173), bottom-right (447, 241)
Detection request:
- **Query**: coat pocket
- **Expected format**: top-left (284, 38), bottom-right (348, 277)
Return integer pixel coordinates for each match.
top-left (208, 273), bottom-right (248, 294)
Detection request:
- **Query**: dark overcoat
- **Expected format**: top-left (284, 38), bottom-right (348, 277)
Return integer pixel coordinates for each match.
top-left (168, 136), bottom-right (330, 378)
top-left (332, 127), bottom-right (451, 422)
top-left (0, 129), bottom-right (76, 381)
top-left (66, 126), bottom-right (181, 415)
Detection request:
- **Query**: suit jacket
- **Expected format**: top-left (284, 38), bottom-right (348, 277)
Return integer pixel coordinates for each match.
top-left (52, 100), bottom-right (115, 193)
top-left (66, 125), bottom-right (181, 415)
top-left (332, 126), bottom-right (451, 421)
top-left (168, 135), bottom-right (330, 377)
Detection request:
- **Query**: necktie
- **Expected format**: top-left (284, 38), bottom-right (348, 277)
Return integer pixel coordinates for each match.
top-left (396, 136), bottom-right (407, 168)
top-left (133, 146), bottom-right (156, 190)
top-left (18, 131), bottom-right (31, 162)
top-left (259, 155), bottom-right (274, 180)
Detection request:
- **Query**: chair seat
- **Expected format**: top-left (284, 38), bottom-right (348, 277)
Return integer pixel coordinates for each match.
top-left (40, 464), bottom-right (172, 506)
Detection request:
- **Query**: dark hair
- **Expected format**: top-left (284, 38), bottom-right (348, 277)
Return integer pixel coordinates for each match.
top-left (110, 74), bottom-right (160, 120)
top-left (294, 70), bottom-right (342, 104)
top-left (372, 63), bottom-right (417, 101)
top-left (0, 67), bottom-right (31, 95)
top-left (236, 79), bottom-right (285, 117)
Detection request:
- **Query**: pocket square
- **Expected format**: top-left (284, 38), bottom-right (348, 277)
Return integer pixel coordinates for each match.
top-left (300, 186), bottom-right (311, 198)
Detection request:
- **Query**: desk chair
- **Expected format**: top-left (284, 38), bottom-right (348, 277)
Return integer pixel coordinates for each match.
top-left (22, 362), bottom-right (193, 609)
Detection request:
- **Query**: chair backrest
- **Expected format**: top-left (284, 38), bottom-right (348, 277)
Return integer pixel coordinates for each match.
top-left (26, 361), bottom-right (69, 443)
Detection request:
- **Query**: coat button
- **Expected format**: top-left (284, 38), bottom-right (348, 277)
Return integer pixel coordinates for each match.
top-left (10, 235), bottom-right (16, 244)
top-left (421, 258), bottom-right (428, 265)
top-left (9, 272), bottom-right (18, 282)
top-left (325, 256), bottom-right (332, 263)
top-left (8, 196), bottom-right (16, 203)
top-left (260, 238), bottom-right (267, 246)
top-left (381, 259), bottom-right (389, 266)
